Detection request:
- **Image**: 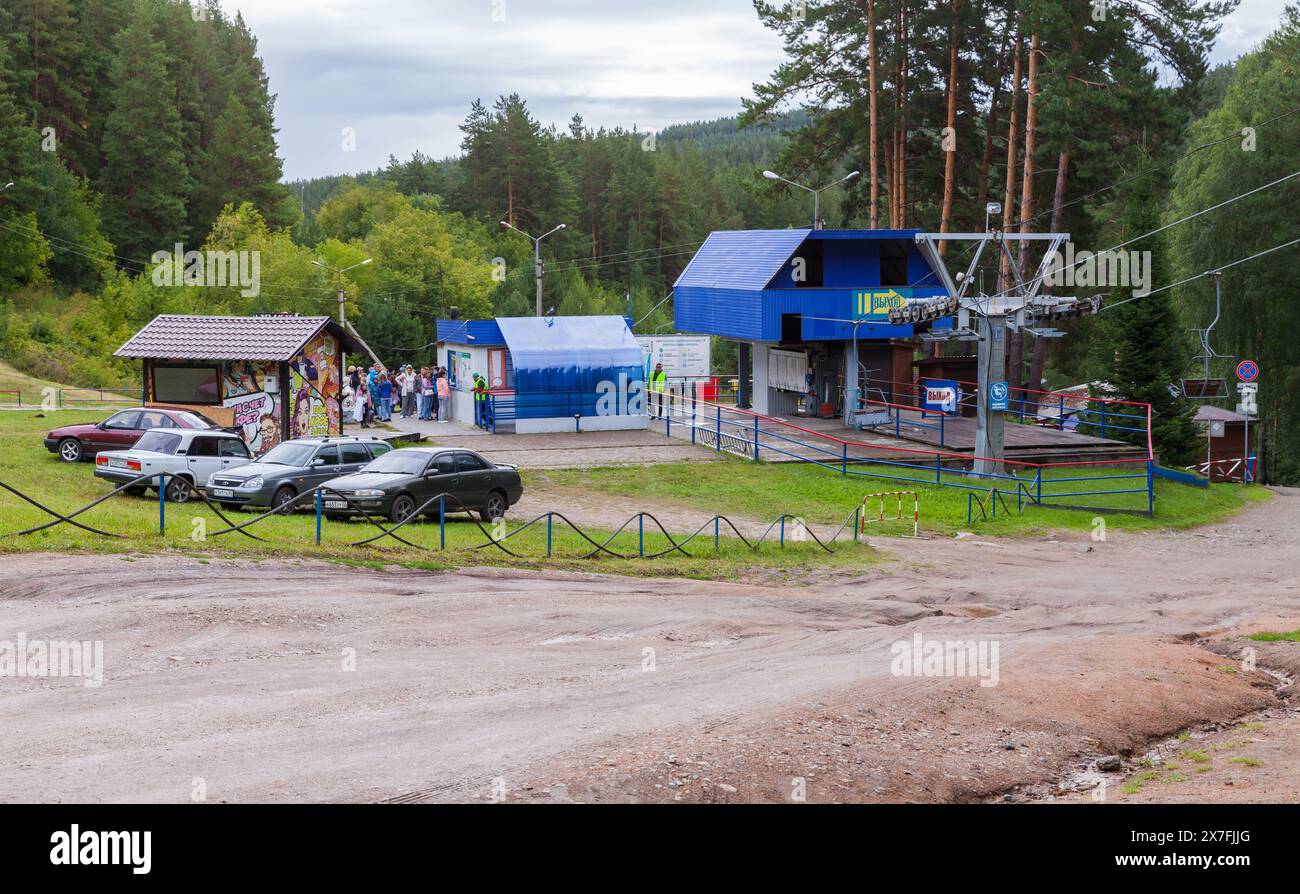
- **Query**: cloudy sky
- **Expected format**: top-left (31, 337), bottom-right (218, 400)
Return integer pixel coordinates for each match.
top-left (225, 0), bottom-right (1292, 181)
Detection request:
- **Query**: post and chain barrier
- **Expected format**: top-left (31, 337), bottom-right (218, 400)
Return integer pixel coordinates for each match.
top-left (1, 474), bottom-right (874, 561)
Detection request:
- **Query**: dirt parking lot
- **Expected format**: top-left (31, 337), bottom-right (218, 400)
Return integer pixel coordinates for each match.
top-left (0, 490), bottom-right (1296, 803)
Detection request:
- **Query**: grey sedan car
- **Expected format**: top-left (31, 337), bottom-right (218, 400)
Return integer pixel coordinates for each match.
top-left (205, 436), bottom-right (393, 511)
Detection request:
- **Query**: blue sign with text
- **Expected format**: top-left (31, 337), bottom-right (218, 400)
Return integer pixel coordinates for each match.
top-left (989, 381), bottom-right (1010, 412)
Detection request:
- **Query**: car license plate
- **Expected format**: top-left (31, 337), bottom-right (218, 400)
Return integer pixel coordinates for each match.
top-left (109, 458), bottom-right (126, 469)
top-left (211, 488), bottom-right (234, 498)
top-left (325, 500), bottom-right (348, 510)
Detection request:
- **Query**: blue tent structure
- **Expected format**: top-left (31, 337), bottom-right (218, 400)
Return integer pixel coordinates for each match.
top-left (437, 314), bottom-right (648, 433)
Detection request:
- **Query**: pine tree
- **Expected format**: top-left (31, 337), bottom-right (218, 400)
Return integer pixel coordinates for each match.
top-left (1096, 168), bottom-right (1199, 465)
top-left (98, 1), bottom-right (189, 262)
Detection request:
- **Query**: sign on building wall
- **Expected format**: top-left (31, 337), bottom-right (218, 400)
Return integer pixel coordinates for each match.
top-left (637, 335), bottom-right (711, 380)
top-left (853, 288), bottom-right (915, 320)
top-left (922, 379), bottom-right (960, 413)
top-left (222, 359), bottom-right (282, 453)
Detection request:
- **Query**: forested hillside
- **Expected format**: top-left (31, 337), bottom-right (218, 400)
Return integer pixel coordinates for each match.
top-left (0, 0), bottom-right (1296, 479)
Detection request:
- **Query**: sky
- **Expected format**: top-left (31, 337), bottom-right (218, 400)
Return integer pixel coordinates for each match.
top-left (224, 0), bottom-right (1293, 181)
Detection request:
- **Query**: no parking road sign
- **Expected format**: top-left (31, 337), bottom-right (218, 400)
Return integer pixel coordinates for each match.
top-left (1236, 360), bottom-right (1259, 383)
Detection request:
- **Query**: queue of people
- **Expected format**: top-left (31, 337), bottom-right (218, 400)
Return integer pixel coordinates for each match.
top-left (342, 362), bottom-right (452, 428)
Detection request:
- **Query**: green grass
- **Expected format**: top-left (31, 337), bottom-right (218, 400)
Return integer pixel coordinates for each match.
top-left (1228, 757), bottom-right (1262, 767)
top-left (1179, 749), bottom-right (1211, 764)
top-left (1121, 770), bottom-right (1160, 794)
top-left (0, 410), bottom-right (877, 582)
top-left (1247, 629), bottom-right (1300, 642)
top-left (535, 452), bottom-right (1268, 538)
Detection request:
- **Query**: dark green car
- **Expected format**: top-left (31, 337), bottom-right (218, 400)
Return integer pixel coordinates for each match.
top-left (320, 447), bottom-right (523, 524)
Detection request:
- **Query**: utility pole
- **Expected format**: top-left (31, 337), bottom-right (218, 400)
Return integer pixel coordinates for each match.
top-left (311, 257), bottom-right (373, 326)
top-left (763, 169), bottom-right (859, 229)
top-left (501, 221), bottom-right (565, 316)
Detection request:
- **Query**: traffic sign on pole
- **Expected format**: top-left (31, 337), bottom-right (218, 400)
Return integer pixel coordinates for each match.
top-left (1236, 359), bottom-right (1259, 383)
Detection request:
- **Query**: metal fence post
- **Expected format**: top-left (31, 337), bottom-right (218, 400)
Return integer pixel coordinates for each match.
top-left (439, 495), bottom-right (446, 549)
top-left (546, 512), bottom-right (553, 557)
top-left (1058, 395), bottom-right (1065, 430)
top-left (853, 506), bottom-right (860, 542)
top-left (716, 406), bottom-right (722, 451)
top-left (158, 473), bottom-right (166, 535)
top-left (1035, 468), bottom-right (1043, 504)
top-left (315, 488), bottom-right (322, 545)
top-left (935, 453), bottom-right (942, 485)
top-left (939, 412), bottom-right (945, 447)
top-left (1147, 461), bottom-right (1155, 514)
top-left (753, 415), bottom-right (760, 461)
top-left (842, 441), bottom-right (847, 475)
top-left (638, 513), bottom-right (645, 558)
top-left (779, 516), bottom-right (785, 547)
top-left (714, 515), bottom-right (719, 552)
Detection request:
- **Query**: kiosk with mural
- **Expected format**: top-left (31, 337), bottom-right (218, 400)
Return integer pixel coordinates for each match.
top-left (115, 314), bottom-right (359, 455)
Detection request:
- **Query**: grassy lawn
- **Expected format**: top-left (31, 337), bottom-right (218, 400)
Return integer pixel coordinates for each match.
top-left (533, 451), bottom-right (1269, 537)
top-left (0, 361), bottom-right (137, 408)
top-left (0, 410), bottom-right (876, 582)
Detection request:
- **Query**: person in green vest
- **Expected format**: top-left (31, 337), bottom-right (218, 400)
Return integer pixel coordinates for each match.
top-left (650, 362), bottom-right (667, 419)
top-left (472, 373), bottom-right (488, 426)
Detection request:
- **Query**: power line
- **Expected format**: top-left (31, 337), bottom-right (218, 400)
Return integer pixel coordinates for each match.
top-left (979, 167), bottom-right (1300, 307)
top-left (1102, 234), bottom-right (1300, 312)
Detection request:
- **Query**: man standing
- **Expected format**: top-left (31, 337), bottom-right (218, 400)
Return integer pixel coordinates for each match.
top-left (650, 362), bottom-right (667, 419)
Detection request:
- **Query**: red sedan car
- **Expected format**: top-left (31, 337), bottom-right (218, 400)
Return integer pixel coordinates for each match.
top-left (44, 407), bottom-right (221, 463)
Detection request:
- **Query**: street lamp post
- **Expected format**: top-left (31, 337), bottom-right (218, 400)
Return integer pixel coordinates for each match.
top-left (762, 170), bottom-right (860, 229)
top-left (311, 257), bottom-right (372, 326)
top-left (501, 221), bottom-right (565, 316)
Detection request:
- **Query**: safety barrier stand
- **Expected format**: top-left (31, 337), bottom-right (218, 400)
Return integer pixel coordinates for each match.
top-left (860, 491), bottom-right (919, 538)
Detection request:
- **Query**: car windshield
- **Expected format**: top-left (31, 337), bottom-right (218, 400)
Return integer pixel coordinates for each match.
top-left (360, 451), bottom-right (429, 475)
top-left (178, 411), bottom-right (216, 428)
top-left (258, 442), bottom-right (317, 467)
top-left (134, 431), bottom-right (182, 455)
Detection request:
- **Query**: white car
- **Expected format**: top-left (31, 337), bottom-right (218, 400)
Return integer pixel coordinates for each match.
top-left (94, 427), bottom-right (253, 503)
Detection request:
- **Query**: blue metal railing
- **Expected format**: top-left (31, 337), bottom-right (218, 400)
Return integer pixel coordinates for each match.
top-left (660, 394), bottom-right (1159, 515)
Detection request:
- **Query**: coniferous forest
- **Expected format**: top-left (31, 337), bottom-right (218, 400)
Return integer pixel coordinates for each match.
top-left (0, 0), bottom-right (1298, 480)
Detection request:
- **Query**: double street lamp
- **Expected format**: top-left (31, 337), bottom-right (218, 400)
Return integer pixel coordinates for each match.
top-left (762, 169), bottom-right (860, 229)
top-left (500, 220), bottom-right (565, 316)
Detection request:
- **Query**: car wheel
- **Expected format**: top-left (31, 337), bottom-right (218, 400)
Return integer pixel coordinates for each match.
top-left (165, 477), bottom-right (193, 503)
top-left (480, 490), bottom-right (508, 523)
top-left (124, 485), bottom-right (147, 497)
top-left (389, 494), bottom-right (416, 525)
top-left (272, 486), bottom-right (298, 513)
top-left (58, 438), bottom-right (82, 462)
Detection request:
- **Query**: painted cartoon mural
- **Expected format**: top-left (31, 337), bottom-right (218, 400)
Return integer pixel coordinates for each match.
top-left (289, 331), bottom-right (341, 438)
top-left (221, 359), bottom-right (281, 454)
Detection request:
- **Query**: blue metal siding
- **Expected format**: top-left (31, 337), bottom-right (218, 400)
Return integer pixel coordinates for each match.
top-left (674, 229), bottom-right (811, 291)
top-left (437, 318), bottom-right (505, 345)
top-left (674, 286), bottom-right (766, 340)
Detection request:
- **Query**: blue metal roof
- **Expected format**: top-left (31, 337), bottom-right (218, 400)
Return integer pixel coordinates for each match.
top-left (674, 229), bottom-right (812, 291)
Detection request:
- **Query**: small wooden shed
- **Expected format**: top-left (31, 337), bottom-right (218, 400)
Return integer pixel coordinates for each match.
top-left (1193, 405), bottom-right (1260, 481)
